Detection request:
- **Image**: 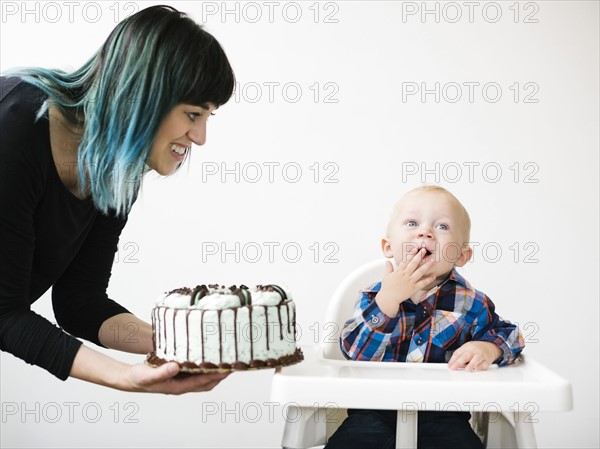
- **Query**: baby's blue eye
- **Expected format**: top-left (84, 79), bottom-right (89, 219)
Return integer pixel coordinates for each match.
top-left (406, 220), bottom-right (417, 227)
top-left (437, 224), bottom-right (449, 231)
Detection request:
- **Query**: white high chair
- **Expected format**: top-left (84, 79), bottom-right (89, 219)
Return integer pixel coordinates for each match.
top-left (271, 259), bottom-right (573, 449)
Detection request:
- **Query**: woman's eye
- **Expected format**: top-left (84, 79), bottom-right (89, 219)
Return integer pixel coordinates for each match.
top-left (187, 112), bottom-right (215, 122)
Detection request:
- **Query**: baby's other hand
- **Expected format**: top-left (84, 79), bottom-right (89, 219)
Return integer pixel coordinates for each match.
top-left (448, 341), bottom-right (503, 372)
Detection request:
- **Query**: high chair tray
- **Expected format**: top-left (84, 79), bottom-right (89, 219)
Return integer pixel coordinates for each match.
top-left (271, 345), bottom-right (572, 412)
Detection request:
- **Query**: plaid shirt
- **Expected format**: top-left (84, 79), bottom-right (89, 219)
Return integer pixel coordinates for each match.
top-left (340, 269), bottom-right (524, 366)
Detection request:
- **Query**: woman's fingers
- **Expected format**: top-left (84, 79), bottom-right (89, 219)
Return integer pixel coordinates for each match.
top-left (190, 377), bottom-right (227, 393)
top-left (167, 372), bottom-right (229, 395)
top-left (129, 362), bottom-right (229, 394)
top-left (135, 362), bottom-right (180, 387)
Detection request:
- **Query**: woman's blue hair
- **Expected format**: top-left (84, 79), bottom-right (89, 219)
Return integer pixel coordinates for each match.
top-left (5, 5), bottom-right (235, 216)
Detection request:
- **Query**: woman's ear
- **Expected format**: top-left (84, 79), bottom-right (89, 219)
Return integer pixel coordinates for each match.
top-left (454, 245), bottom-right (473, 267)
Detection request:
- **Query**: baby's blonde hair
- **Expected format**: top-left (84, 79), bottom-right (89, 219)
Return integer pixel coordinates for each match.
top-left (386, 185), bottom-right (471, 243)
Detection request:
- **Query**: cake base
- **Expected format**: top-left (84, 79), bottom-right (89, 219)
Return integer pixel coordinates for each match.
top-left (146, 347), bottom-right (304, 373)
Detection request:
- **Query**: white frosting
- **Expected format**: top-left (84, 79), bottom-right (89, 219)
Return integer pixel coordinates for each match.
top-left (251, 289), bottom-right (284, 306)
top-left (194, 294), bottom-right (241, 310)
top-left (152, 284), bottom-right (298, 366)
top-left (152, 300), bottom-right (298, 365)
top-left (159, 293), bottom-right (190, 308)
top-left (157, 285), bottom-right (291, 310)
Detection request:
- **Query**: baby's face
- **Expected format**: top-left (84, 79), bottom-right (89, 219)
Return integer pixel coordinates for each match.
top-left (383, 191), bottom-right (472, 279)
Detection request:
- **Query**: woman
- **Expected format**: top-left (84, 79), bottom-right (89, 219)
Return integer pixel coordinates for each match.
top-left (0, 5), bottom-right (235, 393)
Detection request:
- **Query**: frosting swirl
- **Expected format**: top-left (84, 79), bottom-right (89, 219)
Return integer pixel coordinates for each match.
top-left (158, 284), bottom-right (290, 310)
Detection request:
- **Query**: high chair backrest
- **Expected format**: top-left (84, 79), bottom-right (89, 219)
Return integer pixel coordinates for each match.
top-left (321, 259), bottom-right (388, 360)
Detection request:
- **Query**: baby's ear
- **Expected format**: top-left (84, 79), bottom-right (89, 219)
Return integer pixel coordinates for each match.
top-left (381, 238), bottom-right (394, 258)
top-left (454, 245), bottom-right (473, 267)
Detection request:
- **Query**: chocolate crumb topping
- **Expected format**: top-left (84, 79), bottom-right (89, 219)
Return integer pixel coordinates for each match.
top-left (167, 287), bottom-right (193, 296)
top-left (257, 284), bottom-right (287, 303)
top-left (232, 285), bottom-right (252, 306)
top-left (190, 284), bottom-right (210, 306)
top-left (166, 284), bottom-right (288, 307)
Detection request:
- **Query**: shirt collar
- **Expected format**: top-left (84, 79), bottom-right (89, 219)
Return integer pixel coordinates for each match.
top-left (446, 268), bottom-right (471, 290)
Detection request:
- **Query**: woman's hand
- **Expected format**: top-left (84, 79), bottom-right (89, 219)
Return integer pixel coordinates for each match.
top-left (124, 361), bottom-right (229, 394)
top-left (70, 345), bottom-right (228, 393)
top-left (96, 313), bottom-right (229, 393)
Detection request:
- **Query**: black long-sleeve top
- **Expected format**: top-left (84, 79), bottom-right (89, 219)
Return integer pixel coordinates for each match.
top-left (0, 76), bottom-right (131, 380)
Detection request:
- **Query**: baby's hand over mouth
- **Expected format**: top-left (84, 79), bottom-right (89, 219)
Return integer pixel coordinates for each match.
top-left (375, 247), bottom-right (436, 317)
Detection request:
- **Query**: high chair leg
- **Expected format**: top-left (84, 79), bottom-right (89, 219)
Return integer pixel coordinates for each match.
top-left (514, 412), bottom-right (537, 449)
top-left (395, 409), bottom-right (418, 449)
top-left (281, 406), bottom-right (326, 449)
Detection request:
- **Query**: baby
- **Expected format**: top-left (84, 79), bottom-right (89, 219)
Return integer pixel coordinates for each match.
top-left (325, 185), bottom-right (525, 449)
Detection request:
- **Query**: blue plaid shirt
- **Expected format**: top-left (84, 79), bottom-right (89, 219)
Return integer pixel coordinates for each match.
top-left (340, 269), bottom-right (524, 366)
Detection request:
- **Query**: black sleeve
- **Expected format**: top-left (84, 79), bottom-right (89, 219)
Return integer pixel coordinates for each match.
top-left (0, 78), bottom-right (82, 380)
top-left (52, 210), bottom-right (131, 346)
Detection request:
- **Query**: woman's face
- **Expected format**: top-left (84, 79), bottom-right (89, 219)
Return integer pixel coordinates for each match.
top-left (147, 103), bottom-right (216, 175)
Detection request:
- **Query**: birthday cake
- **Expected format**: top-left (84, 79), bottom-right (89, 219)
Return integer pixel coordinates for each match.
top-left (147, 284), bottom-right (303, 372)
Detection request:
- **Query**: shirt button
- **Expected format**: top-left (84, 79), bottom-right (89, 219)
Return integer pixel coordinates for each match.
top-left (417, 338), bottom-right (423, 345)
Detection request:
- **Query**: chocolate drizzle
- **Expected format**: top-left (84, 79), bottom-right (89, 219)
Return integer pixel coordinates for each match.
top-left (292, 303), bottom-right (296, 340)
top-left (264, 306), bottom-right (269, 350)
top-left (277, 305), bottom-right (283, 340)
top-left (200, 310), bottom-right (205, 363)
top-left (248, 305), bottom-right (253, 361)
top-left (233, 308), bottom-right (238, 361)
top-left (284, 302), bottom-right (291, 333)
top-left (185, 310), bottom-right (191, 361)
top-left (162, 308), bottom-right (168, 352)
top-left (217, 309), bottom-right (222, 364)
top-left (173, 309), bottom-right (178, 355)
top-left (152, 309), bottom-right (157, 350)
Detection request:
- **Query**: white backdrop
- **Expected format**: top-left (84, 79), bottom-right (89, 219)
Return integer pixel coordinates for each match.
top-left (1, 1), bottom-right (598, 448)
